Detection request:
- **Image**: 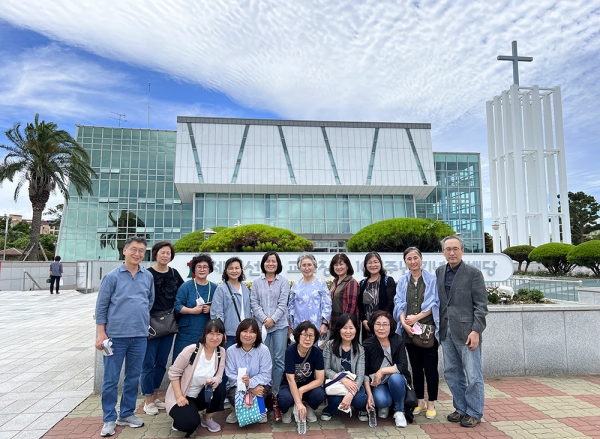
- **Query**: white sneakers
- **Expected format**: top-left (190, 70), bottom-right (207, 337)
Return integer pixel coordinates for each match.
top-left (394, 411), bottom-right (407, 428)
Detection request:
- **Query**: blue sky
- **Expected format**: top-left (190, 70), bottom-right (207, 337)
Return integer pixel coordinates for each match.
top-left (0, 0), bottom-right (599, 233)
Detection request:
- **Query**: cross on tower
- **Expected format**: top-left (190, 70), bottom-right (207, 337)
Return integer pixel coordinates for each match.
top-left (497, 40), bottom-right (533, 85)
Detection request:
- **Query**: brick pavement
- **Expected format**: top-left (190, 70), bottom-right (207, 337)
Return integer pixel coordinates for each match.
top-left (41, 375), bottom-right (600, 439)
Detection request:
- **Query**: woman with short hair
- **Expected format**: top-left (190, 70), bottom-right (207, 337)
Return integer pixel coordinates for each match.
top-left (224, 318), bottom-right (273, 425)
top-left (394, 246), bottom-right (439, 419)
top-left (166, 319), bottom-right (227, 437)
top-left (211, 256), bottom-right (252, 349)
top-left (173, 254), bottom-right (216, 361)
top-left (288, 253), bottom-right (331, 339)
top-left (277, 321), bottom-right (326, 425)
top-left (250, 251), bottom-right (290, 396)
top-left (358, 251), bottom-right (396, 341)
top-left (329, 253), bottom-right (359, 332)
top-left (363, 310), bottom-right (411, 428)
top-left (141, 241), bottom-right (185, 415)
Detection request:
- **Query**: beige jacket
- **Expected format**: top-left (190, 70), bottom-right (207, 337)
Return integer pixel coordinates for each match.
top-left (165, 343), bottom-right (226, 414)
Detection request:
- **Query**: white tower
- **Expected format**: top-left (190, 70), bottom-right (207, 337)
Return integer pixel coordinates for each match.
top-left (487, 41), bottom-right (571, 252)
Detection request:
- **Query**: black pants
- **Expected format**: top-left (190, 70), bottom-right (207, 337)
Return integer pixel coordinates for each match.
top-left (169, 385), bottom-right (225, 437)
top-left (50, 276), bottom-right (61, 293)
top-left (405, 339), bottom-right (439, 401)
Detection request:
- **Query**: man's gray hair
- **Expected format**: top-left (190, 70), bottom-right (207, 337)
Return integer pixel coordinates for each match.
top-left (441, 235), bottom-right (465, 250)
top-left (124, 236), bottom-right (148, 248)
top-left (297, 253), bottom-right (317, 269)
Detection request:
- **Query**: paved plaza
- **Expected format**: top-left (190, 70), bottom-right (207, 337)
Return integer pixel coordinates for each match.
top-left (1, 290), bottom-right (600, 438)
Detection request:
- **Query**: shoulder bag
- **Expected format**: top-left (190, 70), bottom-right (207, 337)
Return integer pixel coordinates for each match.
top-left (411, 322), bottom-right (435, 349)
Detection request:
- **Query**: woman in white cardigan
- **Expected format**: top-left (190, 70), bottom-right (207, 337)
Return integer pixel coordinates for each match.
top-left (165, 319), bottom-right (227, 437)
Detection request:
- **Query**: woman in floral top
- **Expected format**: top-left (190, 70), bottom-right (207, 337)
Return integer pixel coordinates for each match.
top-left (288, 253), bottom-right (332, 340)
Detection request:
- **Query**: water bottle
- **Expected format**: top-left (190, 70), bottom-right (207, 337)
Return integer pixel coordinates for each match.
top-left (368, 409), bottom-right (377, 428)
top-left (273, 396), bottom-right (281, 421)
top-left (293, 405), bottom-right (306, 435)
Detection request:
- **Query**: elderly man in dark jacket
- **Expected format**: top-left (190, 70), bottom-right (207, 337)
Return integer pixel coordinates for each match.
top-left (436, 235), bottom-right (488, 428)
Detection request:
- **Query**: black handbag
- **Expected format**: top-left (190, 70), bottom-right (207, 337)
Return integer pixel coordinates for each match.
top-left (404, 381), bottom-right (418, 408)
top-left (412, 323), bottom-right (436, 349)
top-left (148, 308), bottom-right (178, 339)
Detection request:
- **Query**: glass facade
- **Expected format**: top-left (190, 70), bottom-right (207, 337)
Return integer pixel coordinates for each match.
top-left (416, 153), bottom-right (484, 253)
top-left (56, 127), bottom-right (193, 261)
top-left (56, 126), bottom-right (484, 260)
top-left (194, 194), bottom-right (415, 234)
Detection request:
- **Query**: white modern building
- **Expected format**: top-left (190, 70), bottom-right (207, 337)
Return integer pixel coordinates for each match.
top-left (56, 117), bottom-right (485, 260)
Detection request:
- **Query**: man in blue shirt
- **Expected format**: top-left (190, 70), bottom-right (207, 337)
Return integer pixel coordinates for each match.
top-left (95, 237), bottom-right (155, 437)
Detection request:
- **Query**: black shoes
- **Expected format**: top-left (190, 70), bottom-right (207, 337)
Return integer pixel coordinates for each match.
top-left (447, 411), bottom-right (464, 423)
top-left (460, 415), bottom-right (481, 428)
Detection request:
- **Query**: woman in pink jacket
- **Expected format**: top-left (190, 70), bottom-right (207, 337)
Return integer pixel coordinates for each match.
top-left (165, 319), bottom-right (227, 437)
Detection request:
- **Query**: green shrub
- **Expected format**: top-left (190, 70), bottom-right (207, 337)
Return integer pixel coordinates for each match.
top-left (174, 227), bottom-right (228, 253)
top-left (503, 245), bottom-right (535, 272)
top-left (346, 218), bottom-right (455, 252)
top-left (567, 240), bottom-right (600, 276)
top-left (516, 288), bottom-right (545, 303)
top-left (528, 243), bottom-right (576, 276)
top-left (199, 224), bottom-right (314, 253)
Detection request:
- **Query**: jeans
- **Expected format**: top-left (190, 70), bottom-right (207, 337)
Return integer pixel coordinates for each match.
top-left (278, 385), bottom-right (326, 413)
top-left (371, 373), bottom-right (406, 413)
top-left (323, 386), bottom-right (367, 415)
top-left (101, 337), bottom-right (147, 422)
top-left (140, 333), bottom-right (175, 396)
top-left (49, 276), bottom-right (61, 293)
top-left (442, 327), bottom-right (485, 418)
top-left (263, 327), bottom-right (288, 394)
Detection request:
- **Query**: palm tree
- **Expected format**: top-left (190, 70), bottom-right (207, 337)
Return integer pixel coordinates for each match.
top-left (0, 114), bottom-right (97, 260)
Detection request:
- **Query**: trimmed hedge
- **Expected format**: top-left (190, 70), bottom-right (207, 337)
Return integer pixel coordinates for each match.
top-left (503, 245), bottom-right (535, 272)
top-left (567, 240), bottom-right (600, 276)
top-left (199, 224), bottom-right (314, 252)
top-left (173, 226), bottom-right (228, 253)
top-left (528, 243), bottom-right (575, 276)
top-left (346, 218), bottom-right (455, 253)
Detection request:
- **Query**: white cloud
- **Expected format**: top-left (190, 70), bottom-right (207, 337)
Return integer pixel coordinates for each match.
top-left (1, 0), bottom-right (600, 224)
top-left (1, 0), bottom-right (598, 133)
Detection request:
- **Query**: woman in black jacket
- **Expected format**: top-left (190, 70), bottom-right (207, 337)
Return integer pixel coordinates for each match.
top-left (357, 252), bottom-right (396, 341)
top-left (363, 310), bottom-right (411, 428)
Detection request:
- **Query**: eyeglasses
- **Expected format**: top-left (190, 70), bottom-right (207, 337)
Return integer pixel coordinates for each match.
top-left (374, 322), bottom-right (390, 328)
top-left (127, 248), bottom-right (146, 254)
top-left (196, 265), bottom-right (210, 270)
top-left (443, 247), bottom-right (462, 253)
top-left (300, 333), bottom-right (315, 340)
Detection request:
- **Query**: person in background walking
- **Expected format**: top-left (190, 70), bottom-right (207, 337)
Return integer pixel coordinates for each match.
top-left (49, 256), bottom-right (63, 294)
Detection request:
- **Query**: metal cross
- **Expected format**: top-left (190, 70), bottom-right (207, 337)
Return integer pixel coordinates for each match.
top-left (497, 40), bottom-right (533, 85)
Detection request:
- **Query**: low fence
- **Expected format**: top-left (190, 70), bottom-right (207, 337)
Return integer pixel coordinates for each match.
top-left (0, 261), bottom-right (78, 291)
top-left (486, 276), bottom-right (582, 302)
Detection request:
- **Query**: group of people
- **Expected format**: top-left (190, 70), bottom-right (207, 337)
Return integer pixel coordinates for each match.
top-left (95, 234), bottom-right (488, 438)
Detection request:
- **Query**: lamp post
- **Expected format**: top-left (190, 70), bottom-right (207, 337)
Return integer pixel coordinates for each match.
top-left (3, 214), bottom-right (9, 261)
top-left (202, 228), bottom-right (216, 241)
top-left (492, 220), bottom-right (510, 251)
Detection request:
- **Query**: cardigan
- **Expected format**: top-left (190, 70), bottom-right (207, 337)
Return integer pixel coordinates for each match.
top-left (362, 334), bottom-right (411, 384)
top-left (322, 340), bottom-right (365, 389)
top-left (165, 343), bottom-right (226, 413)
top-left (357, 275), bottom-right (396, 321)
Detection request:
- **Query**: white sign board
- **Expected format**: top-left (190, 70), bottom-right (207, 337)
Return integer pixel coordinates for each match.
top-left (171, 253), bottom-right (513, 283)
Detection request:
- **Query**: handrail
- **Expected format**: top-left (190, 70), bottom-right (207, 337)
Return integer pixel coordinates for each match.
top-left (23, 270), bottom-right (43, 291)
